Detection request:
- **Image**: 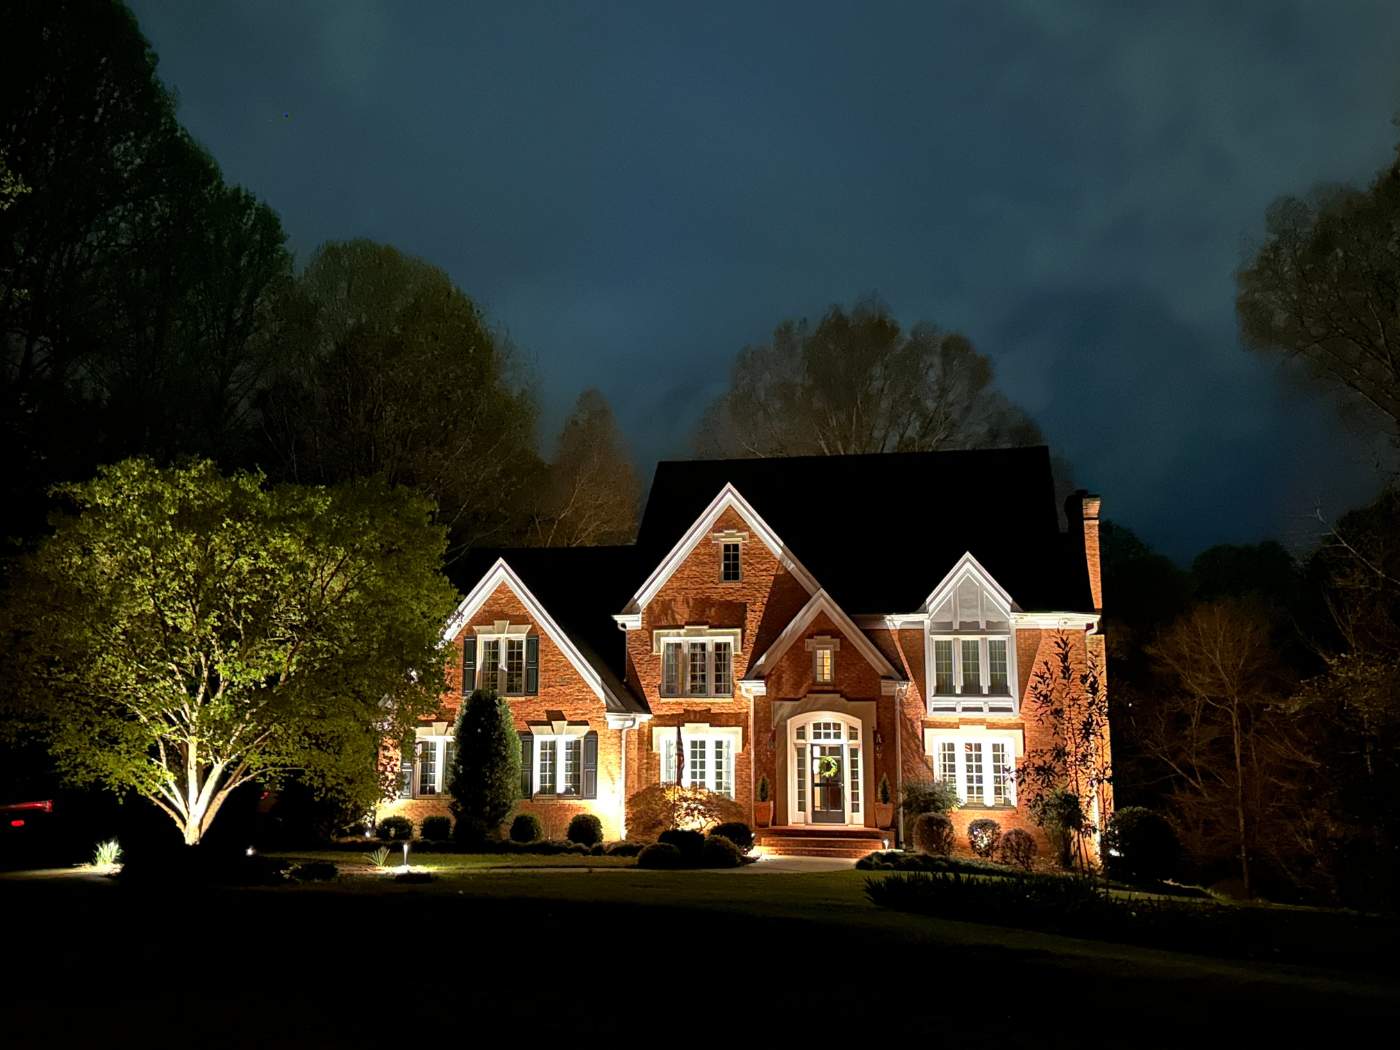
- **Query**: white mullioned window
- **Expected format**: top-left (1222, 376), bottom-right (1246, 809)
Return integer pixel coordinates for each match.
top-left (533, 735), bottom-right (582, 796)
top-left (926, 731), bottom-right (1018, 807)
top-left (814, 646), bottom-right (834, 685)
top-left (659, 637), bottom-right (736, 698)
top-left (476, 629), bottom-right (531, 696)
top-left (658, 730), bottom-right (737, 797)
top-left (412, 735), bottom-right (453, 797)
top-left (721, 541), bottom-right (742, 582)
top-left (928, 634), bottom-right (1015, 713)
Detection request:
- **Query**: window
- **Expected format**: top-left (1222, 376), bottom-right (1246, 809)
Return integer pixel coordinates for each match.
top-left (988, 639), bottom-right (1009, 695)
top-left (814, 647), bottom-right (834, 685)
top-left (473, 633), bottom-right (537, 696)
top-left (560, 738), bottom-right (581, 796)
top-left (929, 634), bottom-right (1015, 713)
top-left (523, 731), bottom-right (596, 798)
top-left (721, 541), bottom-right (741, 582)
top-left (933, 640), bottom-right (955, 694)
top-left (537, 738), bottom-right (556, 795)
top-left (659, 732), bottom-right (736, 796)
top-left (660, 638), bottom-right (736, 698)
top-left (410, 736), bottom-right (453, 796)
top-left (928, 734), bottom-right (1017, 807)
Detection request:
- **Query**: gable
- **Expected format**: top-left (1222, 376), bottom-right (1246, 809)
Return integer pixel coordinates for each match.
top-left (446, 558), bottom-right (643, 714)
top-left (619, 483), bottom-right (819, 619)
top-left (924, 552), bottom-right (1016, 629)
top-left (745, 589), bottom-right (902, 687)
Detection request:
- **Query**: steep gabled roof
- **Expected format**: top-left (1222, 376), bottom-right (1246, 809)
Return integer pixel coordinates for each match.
top-left (745, 589), bottom-right (902, 684)
top-left (636, 446), bottom-right (1094, 614)
top-left (448, 547), bottom-right (648, 716)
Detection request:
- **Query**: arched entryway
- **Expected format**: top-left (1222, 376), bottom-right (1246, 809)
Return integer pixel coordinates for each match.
top-left (787, 711), bottom-right (864, 827)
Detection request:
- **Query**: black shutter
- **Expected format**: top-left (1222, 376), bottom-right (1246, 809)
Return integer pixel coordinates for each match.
top-left (398, 752), bottom-right (413, 799)
top-left (519, 732), bottom-right (533, 798)
top-left (582, 731), bottom-right (598, 799)
top-left (525, 636), bottom-right (539, 694)
top-left (462, 636), bottom-right (476, 695)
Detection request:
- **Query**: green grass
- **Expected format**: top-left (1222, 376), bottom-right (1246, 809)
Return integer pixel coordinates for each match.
top-left (272, 849), bottom-right (637, 870)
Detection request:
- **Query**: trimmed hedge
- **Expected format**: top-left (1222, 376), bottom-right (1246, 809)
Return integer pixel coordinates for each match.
top-left (912, 813), bottom-right (953, 856)
top-left (638, 842), bottom-right (685, 869)
top-left (375, 816), bottom-right (413, 841)
top-left (702, 834), bottom-right (742, 868)
top-left (709, 822), bottom-right (754, 854)
top-left (658, 828), bottom-right (705, 861)
top-left (567, 813), bottom-right (604, 847)
top-left (420, 815), bottom-right (452, 841)
top-left (509, 813), bottom-right (543, 843)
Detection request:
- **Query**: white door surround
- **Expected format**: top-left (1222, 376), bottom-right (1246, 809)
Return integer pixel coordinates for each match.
top-left (787, 710), bottom-right (865, 828)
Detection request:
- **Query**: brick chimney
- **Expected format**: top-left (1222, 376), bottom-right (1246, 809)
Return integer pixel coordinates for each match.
top-left (1066, 490), bottom-right (1102, 613)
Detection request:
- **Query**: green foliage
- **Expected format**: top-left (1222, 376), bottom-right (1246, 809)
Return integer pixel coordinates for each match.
top-left (658, 829), bottom-right (705, 862)
top-left (900, 777), bottom-right (960, 823)
top-left (997, 828), bottom-right (1038, 870)
top-left (701, 834), bottom-right (742, 868)
top-left (967, 818), bottom-right (1002, 859)
top-left (365, 847), bottom-right (392, 870)
top-left (625, 784), bottom-right (744, 841)
top-left (912, 813), bottom-right (954, 856)
top-left (509, 813), bottom-right (543, 843)
top-left (0, 459), bottom-right (454, 845)
top-left (376, 817), bottom-right (414, 842)
top-left (1030, 789), bottom-right (1085, 869)
top-left (566, 813), bottom-right (604, 847)
top-left (877, 772), bottom-right (892, 805)
top-left (604, 841), bottom-right (647, 857)
top-left (756, 775), bottom-right (770, 803)
top-left (709, 822), bottom-right (754, 854)
top-left (448, 690), bottom-right (520, 845)
top-left (419, 816), bottom-right (452, 841)
top-left (91, 839), bottom-right (122, 869)
top-left (289, 861), bottom-right (338, 882)
top-left (856, 850), bottom-right (1017, 876)
top-left (1102, 807), bottom-right (1180, 884)
top-left (637, 842), bottom-right (684, 869)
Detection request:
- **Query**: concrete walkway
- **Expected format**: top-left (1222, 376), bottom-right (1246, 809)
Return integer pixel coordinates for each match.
top-left (738, 853), bottom-right (856, 873)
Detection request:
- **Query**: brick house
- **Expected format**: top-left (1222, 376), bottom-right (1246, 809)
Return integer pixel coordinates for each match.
top-left (380, 446), bottom-right (1110, 856)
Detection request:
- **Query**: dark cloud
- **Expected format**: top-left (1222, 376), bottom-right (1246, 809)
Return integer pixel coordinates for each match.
top-left (128, 0), bottom-right (1400, 561)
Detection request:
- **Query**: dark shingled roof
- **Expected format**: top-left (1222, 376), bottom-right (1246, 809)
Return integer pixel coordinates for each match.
top-left (635, 446), bottom-right (1095, 615)
top-left (448, 546), bottom-right (647, 715)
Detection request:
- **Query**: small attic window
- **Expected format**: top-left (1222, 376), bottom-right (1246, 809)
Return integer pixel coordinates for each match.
top-left (721, 541), bottom-right (741, 582)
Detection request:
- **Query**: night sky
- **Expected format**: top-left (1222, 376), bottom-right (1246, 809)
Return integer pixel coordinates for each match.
top-left (128, 1), bottom-right (1400, 563)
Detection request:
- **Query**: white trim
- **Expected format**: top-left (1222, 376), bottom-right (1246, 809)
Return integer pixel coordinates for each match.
top-left (788, 711), bottom-right (865, 827)
top-left (746, 589), bottom-right (901, 683)
top-left (613, 612), bottom-right (642, 631)
top-left (737, 679), bottom-right (767, 698)
top-left (922, 552), bottom-right (1018, 617)
top-left (442, 558), bottom-right (626, 711)
top-left (1012, 612), bottom-right (1103, 629)
top-left (654, 724), bottom-right (742, 798)
top-left (621, 484), bottom-right (820, 615)
top-left (606, 712), bottom-right (651, 729)
top-left (650, 625), bottom-right (743, 654)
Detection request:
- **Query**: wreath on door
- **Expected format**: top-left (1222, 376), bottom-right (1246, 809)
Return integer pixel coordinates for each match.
top-left (815, 755), bottom-right (840, 780)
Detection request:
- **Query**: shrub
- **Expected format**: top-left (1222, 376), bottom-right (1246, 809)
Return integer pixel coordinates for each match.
top-left (900, 778), bottom-right (960, 841)
top-left (757, 775), bottom-right (770, 803)
top-left (637, 842), bottom-right (685, 869)
top-left (1030, 788), bottom-right (1085, 869)
top-left (658, 828), bottom-right (705, 861)
top-left (856, 850), bottom-right (1017, 876)
top-left (877, 773), bottom-right (893, 806)
top-left (967, 818), bottom-right (1002, 859)
top-left (605, 841), bottom-right (646, 857)
top-left (702, 834), bottom-right (742, 868)
top-left (509, 813), bottom-right (543, 843)
top-left (375, 816), bottom-right (413, 841)
top-left (290, 860), bottom-right (338, 882)
top-left (625, 784), bottom-right (744, 841)
top-left (91, 839), bottom-right (122, 870)
top-left (449, 689), bottom-right (521, 845)
top-left (420, 815), bottom-right (452, 841)
top-left (566, 813), bottom-right (604, 847)
top-left (998, 828), bottom-right (1038, 870)
top-left (1102, 807), bottom-right (1180, 884)
top-left (912, 813), bottom-right (954, 855)
top-left (709, 821), bottom-right (754, 854)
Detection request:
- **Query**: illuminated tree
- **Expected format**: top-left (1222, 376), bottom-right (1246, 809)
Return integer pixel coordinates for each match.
top-left (447, 689), bottom-right (521, 845)
top-left (1, 459), bottom-right (457, 846)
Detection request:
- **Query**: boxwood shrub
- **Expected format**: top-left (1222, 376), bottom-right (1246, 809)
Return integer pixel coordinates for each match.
top-left (637, 842), bottom-right (685, 869)
top-left (998, 828), bottom-right (1038, 870)
top-left (566, 813), bottom-right (604, 847)
top-left (912, 813), bottom-right (954, 855)
top-left (967, 818), bottom-right (1002, 859)
top-left (509, 813), bottom-right (543, 843)
top-left (709, 821), bottom-right (754, 854)
top-left (375, 816), bottom-right (413, 841)
top-left (658, 828), bottom-right (705, 861)
top-left (701, 834), bottom-right (742, 868)
top-left (420, 815), bottom-right (452, 841)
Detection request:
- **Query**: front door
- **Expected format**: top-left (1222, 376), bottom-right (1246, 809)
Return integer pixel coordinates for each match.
top-left (810, 744), bottom-right (844, 824)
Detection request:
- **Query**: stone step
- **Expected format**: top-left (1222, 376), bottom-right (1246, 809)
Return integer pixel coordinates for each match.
top-left (758, 833), bottom-right (884, 859)
top-left (760, 843), bottom-right (877, 859)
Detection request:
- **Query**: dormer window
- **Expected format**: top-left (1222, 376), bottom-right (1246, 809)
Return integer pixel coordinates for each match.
top-left (925, 565), bottom-right (1016, 715)
top-left (721, 541), bottom-right (742, 582)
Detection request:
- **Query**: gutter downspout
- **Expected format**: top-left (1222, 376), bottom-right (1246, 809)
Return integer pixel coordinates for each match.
top-left (619, 722), bottom-right (630, 839)
top-left (893, 681), bottom-right (904, 849)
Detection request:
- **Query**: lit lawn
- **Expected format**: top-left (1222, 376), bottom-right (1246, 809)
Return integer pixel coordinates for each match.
top-left (271, 849), bottom-right (638, 870)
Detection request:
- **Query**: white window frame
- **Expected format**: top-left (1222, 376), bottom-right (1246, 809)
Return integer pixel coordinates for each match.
top-left (532, 729), bottom-right (586, 797)
top-left (655, 725), bottom-right (741, 797)
top-left (788, 712), bottom-right (864, 827)
top-left (653, 629), bottom-right (741, 699)
top-left (412, 734), bottom-right (454, 797)
top-left (473, 622), bottom-right (531, 696)
top-left (927, 634), bottom-right (1017, 713)
top-left (923, 728), bottom-right (1021, 808)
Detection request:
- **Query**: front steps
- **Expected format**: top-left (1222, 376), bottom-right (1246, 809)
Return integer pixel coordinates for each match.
top-left (755, 826), bottom-right (888, 859)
